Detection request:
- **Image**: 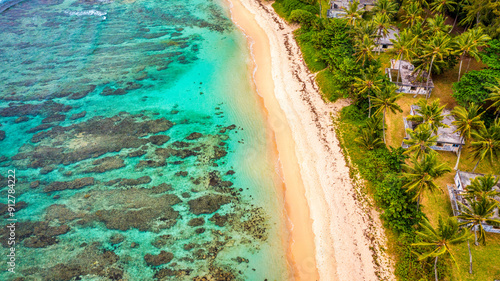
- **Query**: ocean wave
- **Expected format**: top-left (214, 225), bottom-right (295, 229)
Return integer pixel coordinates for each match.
top-left (64, 9), bottom-right (107, 18)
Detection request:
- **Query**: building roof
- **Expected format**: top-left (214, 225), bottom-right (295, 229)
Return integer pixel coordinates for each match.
top-left (377, 27), bottom-right (398, 45)
top-left (407, 105), bottom-right (464, 145)
top-left (359, 0), bottom-right (375, 5)
top-left (456, 170), bottom-right (500, 191)
top-left (386, 59), bottom-right (434, 89)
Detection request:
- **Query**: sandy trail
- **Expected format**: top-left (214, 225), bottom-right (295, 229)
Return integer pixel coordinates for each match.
top-left (227, 0), bottom-right (395, 280)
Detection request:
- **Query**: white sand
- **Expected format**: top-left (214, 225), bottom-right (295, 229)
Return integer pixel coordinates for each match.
top-left (228, 0), bottom-right (395, 280)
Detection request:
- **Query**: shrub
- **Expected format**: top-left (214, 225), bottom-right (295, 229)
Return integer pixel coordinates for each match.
top-left (452, 69), bottom-right (500, 106)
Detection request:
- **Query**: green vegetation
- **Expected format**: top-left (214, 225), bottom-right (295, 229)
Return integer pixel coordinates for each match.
top-left (271, 0), bottom-right (500, 279)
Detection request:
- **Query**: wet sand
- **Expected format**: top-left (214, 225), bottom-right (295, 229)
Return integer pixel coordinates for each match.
top-left (227, 0), bottom-right (396, 280)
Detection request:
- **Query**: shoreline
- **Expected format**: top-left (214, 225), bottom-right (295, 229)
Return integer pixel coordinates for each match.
top-left (228, 0), bottom-right (395, 280)
top-left (227, 0), bottom-right (320, 279)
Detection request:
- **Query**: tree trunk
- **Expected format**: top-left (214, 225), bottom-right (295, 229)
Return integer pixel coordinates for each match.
top-left (468, 239), bottom-right (473, 274)
top-left (458, 53), bottom-right (464, 82)
top-left (383, 109), bottom-right (386, 144)
top-left (434, 256), bottom-right (439, 281)
top-left (466, 56), bottom-right (472, 74)
top-left (397, 54), bottom-right (403, 85)
top-left (454, 146), bottom-right (462, 170)
top-left (450, 7), bottom-right (460, 34)
top-left (472, 159), bottom-right (480, 172)
top-left (474, 227), bottom-right (479, 246)
top-left (425, 58), bottom-right (435, 100)
top-left (368, 96), bottom-right (372, 118)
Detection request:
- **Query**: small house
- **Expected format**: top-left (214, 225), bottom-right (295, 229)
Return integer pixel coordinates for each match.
top-left (327, 0), bottom-right (375, 18)
top-left (385, 60), bottom-right (434, 98)
top-left (448, 170), bottom-right (500, 233)
top-left (402, 105), bottom-right (464, 154)
top-left (375, 27), bottom-right (398, 52)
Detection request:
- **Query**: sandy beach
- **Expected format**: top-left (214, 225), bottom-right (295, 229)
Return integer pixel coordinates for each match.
top-left (228, 0), bottom-right (395, 280)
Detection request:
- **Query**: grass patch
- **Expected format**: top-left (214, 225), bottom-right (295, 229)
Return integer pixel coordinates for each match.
top-left (316, 69), bottom-right (341, 101)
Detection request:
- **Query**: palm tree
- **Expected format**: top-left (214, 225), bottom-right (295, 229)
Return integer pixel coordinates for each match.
top-left (413, 216), bottom-right (469, 281)
top-left (342, 0), bottom-right (363, 26)
top-left (372, 12), bottom-right (391, 55)
top-left (371, 85), bottom-right (403, 144)
top-left (485, 78), bottom-right (500, 121)
top-left (355, 128), bottom-right (385, 150)
top-left (390, 29), bottom-right (416, 84)
top-left (402, 153), bottom-right (452, 204)
top-left (463, 174), bottom-right (500, 203)
top-left (352, 21), bottom-right (377, 42)
top-left (458, 199), bottom-right (500, 246)
top-left (460, 0), bottom-right (497, 27)
top-left (470, 120), bottom-right (500, 172)
top-left (427, 14), bottom-right (452, 34)
top-left (354, 34), bottom-right (376, 67)
top-left (401, 2), bottom-right (423, 27)
top-left (372, 0), bottom-right (399, 20)
top-left (454, 28), bottom-right (491, 81)
top-left (353, 66), bottom-right (383, 117)
top-left (407, 99), bottom-right (449, 133)
top-left (430, 0), bottom-right (457, 15)
top-left (403, 123), bottom-right (439, 159)
top-left (451, 104), bottom-right (485, 144)
top-left (420, 32), bottom-right (453, 99)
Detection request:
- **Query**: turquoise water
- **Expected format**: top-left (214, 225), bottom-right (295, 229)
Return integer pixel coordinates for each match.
top-left (0, 0), bottom-right (289, 279)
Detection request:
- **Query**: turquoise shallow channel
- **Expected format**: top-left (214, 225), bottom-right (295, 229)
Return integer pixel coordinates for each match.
top-left (0, 0), bottom-right (290, 279)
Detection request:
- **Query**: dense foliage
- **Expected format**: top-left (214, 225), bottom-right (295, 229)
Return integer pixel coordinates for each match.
top-left (452, 69), bottom-right (500, 106)
top-left (339, 105), bottom-right (440, 280)
top-left (481, 39), bottom-right (500, 69)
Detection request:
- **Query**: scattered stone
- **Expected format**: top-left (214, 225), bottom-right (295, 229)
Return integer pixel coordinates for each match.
top-left (209, 213), bottom-right (228, 227)
top-left (175, 171), bottom-right (188, 177)
top-left (195, 228), bottom-right (205, 234)
top-left (130, 242), bottom-right (139, 248)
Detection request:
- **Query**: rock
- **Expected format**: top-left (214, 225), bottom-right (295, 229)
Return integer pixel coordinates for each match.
top-left (85, 156), bottom-right (125, 173)
top-left (101, 87), bottom-right (127, 96)
top-left (226, 170), bottom-right (235, 175)
top-left (185, 132), bottom-right (202, 140)
top-left (15, 116), bottom-right (29, 123)
top-left (120, 176), bottom-right (151, 186)
top-left (69, 111), bottom-right (86, 120)
top-left (150, 183), bottom-right (173, 194)
top-left (44, 177), bottom-right (94, 192)
top-left (110, 233), bottom-right (125, 245)
top-left (151, 235), bottom-right (172, 248)
top-left (187, 218), bottom-right (204, 227)
top-left (42, 113), bottom-right (65, 123)
top-left (188, 194), bottom-right (231, 215)
top-left (40, 164), bottom-right (57, 174)
top-left (183, 243), bottom-right (195, 251)
top-left (130, 242), bottom-right (139, 248)
top-left (149, 134), bottom-right (170, 145)
top-left (45, 204), bottom-right (81, 224)
top-left (30, 180), bottom-right (40, 188)
top-left (0, 131), bottom-right (5, 141)
top-left (195, 228), bottom-right (205, 234)
top-left (0, 201), bottom-right (27, 215)
top-left (27, 124), bottom-right (53, 133)
top-left (209, 213), bottom-right (228, 227)
top-left (128, 150), bottom-right (147, 157)
top-left (144, 251), bottom-right (174, 266)
top-left (175, 171), bottom-right (188, 177)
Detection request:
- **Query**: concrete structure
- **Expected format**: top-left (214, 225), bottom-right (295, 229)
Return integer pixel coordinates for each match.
top-left (402, 105), bottom-right (464, 154)
top-left (327, 0), bottom-right (375, 18)
top-left (448, 170), bottom-right (500, 234)
top-left (375, 27), bottom-right (398, 52)
top-left (385, 60), bottom-right (434, 98)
